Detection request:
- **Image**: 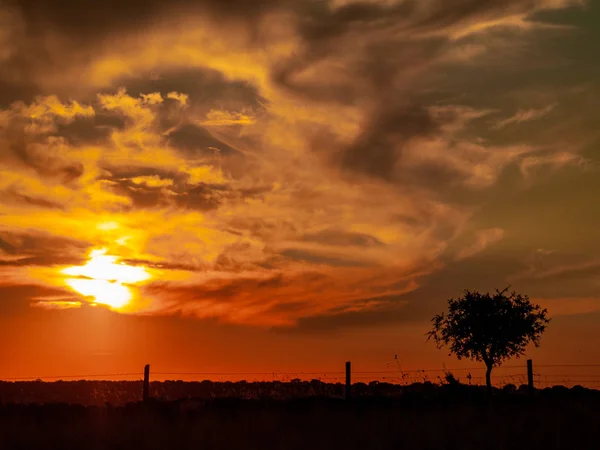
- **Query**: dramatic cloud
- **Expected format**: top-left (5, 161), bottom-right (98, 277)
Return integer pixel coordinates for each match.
top-left (0, 0), bottom-right (597, 338)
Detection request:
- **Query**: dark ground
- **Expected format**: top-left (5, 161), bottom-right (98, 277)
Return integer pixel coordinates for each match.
top-left (0, 382), bottom-right (599, 449)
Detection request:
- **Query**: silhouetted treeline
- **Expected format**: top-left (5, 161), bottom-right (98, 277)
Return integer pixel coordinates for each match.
top-left (0, 379), bottom-right (597, 406)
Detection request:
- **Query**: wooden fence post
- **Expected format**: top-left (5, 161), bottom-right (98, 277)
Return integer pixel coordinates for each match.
top-left (527, 359), bottom-right (534, 396)
top-left (143, 364), bottom-right (150, 402)
top-left (345, 361), bottom-right (352, 400)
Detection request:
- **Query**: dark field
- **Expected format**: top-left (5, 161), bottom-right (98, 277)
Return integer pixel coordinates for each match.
top-left (1, 382), bottom-right (599, 450)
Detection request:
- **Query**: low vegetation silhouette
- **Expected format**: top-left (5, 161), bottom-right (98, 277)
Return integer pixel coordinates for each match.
top-left (1, 382), bottom-right (600, 450)
top-left (427, 286), bottom-right (550, 392)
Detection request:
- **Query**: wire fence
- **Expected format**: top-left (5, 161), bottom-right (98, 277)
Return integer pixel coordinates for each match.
top-left (2, 363), bottom-right (600, 388)
top-left (1, 362), bottom-right (599, 406)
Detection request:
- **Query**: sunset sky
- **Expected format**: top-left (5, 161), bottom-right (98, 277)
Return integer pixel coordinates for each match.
top-left (1, 0), bottom-right (599, 384)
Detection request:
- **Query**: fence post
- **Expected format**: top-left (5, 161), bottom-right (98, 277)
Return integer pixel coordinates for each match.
top-left (345, 361), bottom-right (352, 400)
top-left (143, 364), bottom-right (150, 402)
top-left (527, 359), bottom-right (534, 396)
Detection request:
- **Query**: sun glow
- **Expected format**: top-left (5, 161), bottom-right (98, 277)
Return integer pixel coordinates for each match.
top-left (61, 248), bottom-right (150, 309)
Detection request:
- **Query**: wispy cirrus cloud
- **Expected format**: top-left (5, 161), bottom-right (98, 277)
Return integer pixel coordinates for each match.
top-left (200, 109), bottom-right (256, 126)
top-left (455, 228), bottom-right (505, 261)
top-left (493, 103), bottom-right (557, 129)
top-left (535, 297), bottom-right (600, 317)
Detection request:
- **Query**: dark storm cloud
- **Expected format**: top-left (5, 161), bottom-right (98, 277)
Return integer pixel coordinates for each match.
top-left (3, 130), bottom-right (84, 184)
top-left (10, 0), bottom-right (286, 48)
top-left (273, 0), bottom-right (549, 102)
top-left (101, 176), bottom-right (227, 212)
top-left (0, 231), bottom-right (88, 266)
top-left (274, 297), bottom-right (416, 334)
top-left (141, 271), bottom-right (344, 324)
top-left (300, 229), bottom-right (384, 247)
top-left (263, 300), bottom-right (312, 314)
top-left (225, 216), bottom-right (300, 242)
top-left (115, 68), bottom-right (267, 111)
top-left (105, 179), bottom-right (176, 210)
top-left (1, 0), bottom-right (287, 102)
top-left (122, 259), bottom-right (201, 272)
top-left (265, 0), bottom-right (579, 189)
top-left (99, 158), bottom-right (272, 211)
top-left (98, 165), bottom-right (180, 182)
top-left (175, 184), bottom-right (229, 211)
top-left (144, 274), bottom-right (288, 305)
top-left (4, 0), bottom-right (566, 96)
top-left (0, 80), bottom-right (40, 108)
top-left (167, 124), bottom-right (241, 158)
top-left (55, 112), bottom-right (126, 146)
top-left (401, 159), bottom-right (470, 191)
top-left (0, 284), bottom-right (77, 316)
top-left (280, 249), bottom-right (373, 267)
top-left (275, 255), bottom-right (526, 333)
top-left (340, 104), bottom-right (438, 180)
top-left (12, 0), bottom-right (543, 44)
top-left (0, 105), bottom-right (90, 184)
top-left (296, 0), bottom-right (534, 44)
top-left (3, 0), bottom-right (575, 198)
top-left (274, 8), bottom-right (443, 104)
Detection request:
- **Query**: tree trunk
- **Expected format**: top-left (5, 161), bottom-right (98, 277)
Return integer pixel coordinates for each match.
top-left (485, 363), bottom-right (493, 394)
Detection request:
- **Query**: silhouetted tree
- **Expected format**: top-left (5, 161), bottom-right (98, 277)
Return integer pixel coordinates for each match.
top-left (427, 287), bottom-right (550, 393)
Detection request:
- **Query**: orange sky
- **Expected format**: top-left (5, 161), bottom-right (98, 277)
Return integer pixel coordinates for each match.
top-left (1, 0), bottom-right (600, 388)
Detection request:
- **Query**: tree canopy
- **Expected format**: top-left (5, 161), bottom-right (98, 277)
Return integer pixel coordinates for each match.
top-left (427, 287), bottom-right (550, 390)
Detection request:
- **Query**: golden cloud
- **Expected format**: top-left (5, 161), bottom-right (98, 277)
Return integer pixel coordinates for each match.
top-left (0, 0), bottom-right (593, 330)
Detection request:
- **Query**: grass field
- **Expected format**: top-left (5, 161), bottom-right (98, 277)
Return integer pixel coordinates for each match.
top-left (0, 382), bottom-right (599, 449)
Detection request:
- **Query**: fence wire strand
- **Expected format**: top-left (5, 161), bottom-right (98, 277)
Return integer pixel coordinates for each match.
top-left (2, 363), bottom-right (600, 385)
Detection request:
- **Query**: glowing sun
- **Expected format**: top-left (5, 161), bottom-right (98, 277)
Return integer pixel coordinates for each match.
top-left (61, 248), bottom-right (150, 309)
